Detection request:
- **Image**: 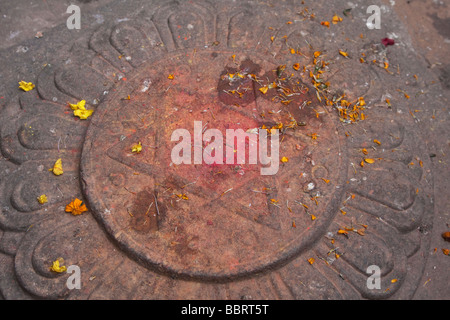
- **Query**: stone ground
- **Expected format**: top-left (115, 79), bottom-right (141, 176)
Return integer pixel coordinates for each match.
top-left (0, 0), bottom-right (448, 300)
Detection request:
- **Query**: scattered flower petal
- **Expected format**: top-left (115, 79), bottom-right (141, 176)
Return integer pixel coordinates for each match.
top-left (70, 100), bottom-right (94, 120)
top-left (259, 86), bottom-right (269, 94)
top-left (332, 14), bottom-right (343, 24)
top-left (74, 108), bottom-right (94, 120)
top-left (131, 142), bottom-right (142, 153)
top-left (442, 232), bottom-right (450, 242)
top-left (339, 50), bottom-right (349, 58)
top-left (69, 100), bottom-right (86, 111)
top-left (381, 38), bottom-right (395, 46)
top-left (18, 81), bottom-right (35, 92)
top-left (49, 158), bottom-right (63, 176)
top-left (50, 258), bottom-right (67, 273)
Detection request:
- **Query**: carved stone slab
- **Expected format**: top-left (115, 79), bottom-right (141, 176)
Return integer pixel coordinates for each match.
top-left (0, 0), bottom-right (436, 299)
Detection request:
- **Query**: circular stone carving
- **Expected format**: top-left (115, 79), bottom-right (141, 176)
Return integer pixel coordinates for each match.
top-left (81, 49), bottom-right (348, 280)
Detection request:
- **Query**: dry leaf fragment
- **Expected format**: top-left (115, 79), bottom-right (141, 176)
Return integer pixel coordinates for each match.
top-left (50, 258), bottom-right (67, 273)
top-left (65, 198), bottom-right (88, 216)
top-left (276, 65), bottom-right (286, 77)
top-left (364, 158), bottom-right (375, 164)
top-left (49, 158), bottom-right (63, 176)
top-left (18, 81), bottom-right (35, 92)
top-left (37, 194), bottom-right (48, 204)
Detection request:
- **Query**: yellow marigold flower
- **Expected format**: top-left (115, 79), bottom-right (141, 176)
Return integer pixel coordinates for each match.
top-left (37, 194), bottom-right (48, 204)
top-left (65, 198), bottom-right (88, 216)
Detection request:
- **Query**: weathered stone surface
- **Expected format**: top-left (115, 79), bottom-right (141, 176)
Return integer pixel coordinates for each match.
top-left (0, 0), bottom-right (447, 300)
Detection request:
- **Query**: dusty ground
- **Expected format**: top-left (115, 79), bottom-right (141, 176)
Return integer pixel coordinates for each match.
top-left (387, 0), bottom-right (450, 299)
